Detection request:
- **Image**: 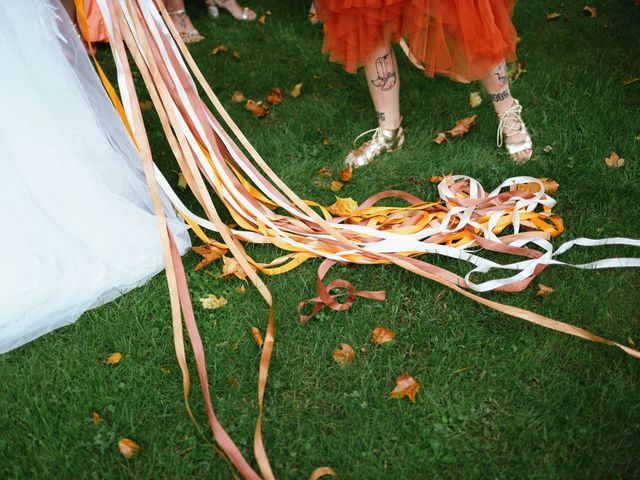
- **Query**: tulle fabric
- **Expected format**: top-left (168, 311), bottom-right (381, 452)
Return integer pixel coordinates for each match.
top-left (0, 0), bottom-right (189, 353)
top-left (316, 0), bottom-right (518, 82)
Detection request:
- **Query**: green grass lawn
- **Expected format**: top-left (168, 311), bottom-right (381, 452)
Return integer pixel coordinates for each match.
top-left (2, 0), bottom-right (639, 478)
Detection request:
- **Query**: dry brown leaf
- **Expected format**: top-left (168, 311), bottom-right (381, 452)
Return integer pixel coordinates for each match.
top-left (266, 87), bottom-right (285, 105)
top-left (290, 82), bottom-right (303, 98)
top-left (447, 115), bottom-right (477, 138)
top-left (327, 197), bottom-right (358, 217)
top-left (245, 100), bottom-right (270, 118)
top-left (332, 343), bottom-right (355, 367)
top-left (508, 61), bottom-right (527, 82)
top-left (389, 373), bottom-right (420, 403)
top-left (371, 326), bottom-right (396, 345)
top-left (106, 352), bottom-right (122, 365)
top-left (407, 176), bottom-right (424, 187)
top-left (429, 175), bottom-right (444, 183)
top-left (629, 336), bottom-right (636, 347)
top-left (219, 255), bottom-right (253, 280)
top-left (583, 6), bottom-right (597, 17)
top-left (139, 100), bottom-right (154, 111)
top-left (192, 243), bottom-right (228, 271)
top-left (231, 91), bottom-right (246, 103)
top-left (433, 132), bottom-right (448, 144)
top-left (118, 438), bottom-right (140, 459)
top-left (623, 77), bottom-right (640, 86)
top-left (251, 327), bottom-right (264, 348)
top-left (330, 180), bottom-right (344, 192)
top-left (318, 166), bottom-right (332, 177)
top-left (232, 51), bottom-right (242, 59)
top-left (92, 412), bottom-right (101, 425)
top-left (211, 44), bottom-right (228, 55)
top-left (236, 284), bottom-right (247, 295)
top-left (469, 91), bottom-right (482, 108)
top-left (605, 152), bottom-right (625, 168)
top-left (199, 294), bottom-right (228, 309)
top-left (257, 14), bottom-right (267, 25)
top-left (510, 178), bottom-right (560, 195)
top-left (535, 284), bottom-right (555, 297)
top-left (546, 12), bottom-right (561, 20)
top-left (339, 165), bottom-right (353, 182)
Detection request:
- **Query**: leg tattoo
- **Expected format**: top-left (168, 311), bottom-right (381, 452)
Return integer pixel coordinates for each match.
top-left (370, 50), bottom-right (397, 91)
top-left (494, 64), bottom-right (508, 87)
top-left (490, 89), bottom-right (511, 103)
top-left (376, 111), bottom-right (386, 122)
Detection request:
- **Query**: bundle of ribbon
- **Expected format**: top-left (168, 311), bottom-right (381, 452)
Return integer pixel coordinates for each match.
top-left (76, 0), bottom-right (640, 477)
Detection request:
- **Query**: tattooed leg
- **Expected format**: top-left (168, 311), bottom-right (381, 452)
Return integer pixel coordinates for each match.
top-left (370, 50), bottom-right (397, 91)
top-left (364, 41), bottom-right (401, 130)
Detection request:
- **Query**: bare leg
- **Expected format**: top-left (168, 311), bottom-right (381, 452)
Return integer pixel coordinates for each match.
top-left (364, 40), bottom-right (401, 130)
top-left (164, 0), bottom-right (204, 43)
top-left (480, 61), bottom-right (532, 161)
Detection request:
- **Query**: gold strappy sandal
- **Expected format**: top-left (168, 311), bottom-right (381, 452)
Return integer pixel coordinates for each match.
top-left (345, 126), bottom-right (405, 168)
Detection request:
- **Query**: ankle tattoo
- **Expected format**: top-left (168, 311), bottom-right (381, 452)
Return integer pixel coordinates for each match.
top-left (376, 111), bottom-right (386, 122)
top-left (490, 89), bottom-right (511, 103)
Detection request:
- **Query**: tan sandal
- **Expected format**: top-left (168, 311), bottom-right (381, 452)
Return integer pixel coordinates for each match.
top-left (497, 99), bottom-right (533, 164)
top-left (345, 126), bottom-right (405, 168)
top-left (168, 9), bottom-right (204, 44)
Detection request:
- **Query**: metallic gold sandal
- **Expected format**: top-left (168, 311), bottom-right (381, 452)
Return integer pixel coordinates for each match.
top-left (497, 98), bottom-right (533, 164)
top-left (345, 126), bottom-right (405, 168)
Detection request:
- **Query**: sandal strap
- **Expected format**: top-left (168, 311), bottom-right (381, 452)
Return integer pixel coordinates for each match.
top-left (168, 9), bottom-right (186, 15)
top-left (497, 99), bottom-right (526, 148)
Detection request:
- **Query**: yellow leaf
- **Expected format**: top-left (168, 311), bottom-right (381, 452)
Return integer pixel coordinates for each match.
top-left (245, 99), bottom-right (269, 118)
top-left (429, 175), bottom-right (444, 183)
top-left (139, 100), bottom-right (153, 111)
top-left (330, 180), bottom-right (344, 192)
top-left (605, 151), bottom-right (625, 168)
top-left (236, 284), bottom-right (247, 295)
top-left (510, 178), bottom-right (560, 195)
top-left (546, 12), bottom-right (561, 20)
top-left (106, 352), bottom-right (122, 365)
top-left (389, 373), bottom-right (420, 403)
top-left (232, 51), bottom-right (241, 59)
top-left (371, 326), bottom-right (396, 345)
top-left (231, 91), bottom-right (246, 103)
top-left (251, 327), bottom-right (264, 348)
top-left (199, 294), bottom-right (228, 309)
top-left (339, 165), bottom-right (353, 182)
top-left (535, 284), bottom-right (555, 297)
top-left (583, 6), bottom-right (597, 17)
top-left (227, 376), bottom-right (239, 386)
top-left (318, 166), bottom-right (332, 177)
top-left (290, 82), bottom-right (303, 98)
top-left (92, 412), bottom-right (101, 425)
top-left (508, 61), bottom-right (527, 82)
top-left (177, 172), bottom-right (187, 190)
top-left (219, 255), bottom-right (253, 280)
top-left (447, 115), bottom-right (477, 138)
top-left (257, 14), bottom-right (267, 25)
top-left (332, 343), bottom-right (355, 367)
top-left (469, 91), bottom-right (482, 108)
top-left (118, 438), bottom-right (140, 459)
top-left (629, 336), bottom-right (636, 347)
top-left (327, 197), bottom-right (358, 217)
top-left (433, 132), bottom-right (448, 144)
top-left (266, 87), bottom-right (284, 105)
top-left (192, 243), bottom-right (228, 271)
top-left (211, 44), bottom-right (228, 55)
top-left (623, 77), bottom-right (639, 86)
top-left (160, 367), bottom-right (171, 374)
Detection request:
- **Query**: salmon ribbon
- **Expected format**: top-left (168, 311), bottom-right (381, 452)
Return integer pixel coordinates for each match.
top-left (83, 0), bottom-right (640, 478)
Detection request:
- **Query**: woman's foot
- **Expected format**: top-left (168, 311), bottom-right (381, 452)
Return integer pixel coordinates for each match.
top-left (497, 99), bottom-right (532, 164)
top-left (168, 9), bottom-right (204, 43)
top-left (345, 126), bottom-right (405, 168)
top-left (207, 0), bottom-right (257, 21)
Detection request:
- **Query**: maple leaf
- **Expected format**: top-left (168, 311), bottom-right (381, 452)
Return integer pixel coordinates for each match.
top-left (510, 178), bottom-right (559, 195)
top-left (339, 165), bottom-right (353, 182)
top-left (106, 352), bottom-right (122, 365)
top-left (582, 6), bottom-right (597, 17)
top-left (327, 197), bottom-right (358, 217)
top-left (251, 327), bottom-right (264, 348)
top-left (139, 100), bottom-right (153, 111)
top-left (546, 12), bottom-right (561, 20)
top-left (290, 82), bottom-right (303, 98)
top-left (211, 44), bottom-right (228, 55)
top-left (118, 438), bottom-right (140, 459)
top-left (266, 87), bottom-right (285, 105)
top-left (330, 180), bottom-right (344, 192)
top-left (219, 255), bottom-right (253, 280)
top-left (231, 91), bottom-right (246, 103)
top-left (245, 100), bottom-right (270, 118)
top-left (318, 166), bottom-right (332, 177)
top-left (371, 326), bottom-right (396, 345)
top-left (332, 343), bottom-right (355, 367)
top-left (389, 373), bottom-right (420, 403)
top-left (192, 243), bottom-right (228, 271)
top-left (605, 152), bottom-right (625, 168)
top-left (232, 51), bottom-right (242, 59)
top-left (433, 132), bottom-right (448, 144)
top-left (469, 91), bottom-right (482, 108)
top-left (199, 294), bottom-right (228, 309)
top-left (535, 284), bottom-right (554, 297)
top-left (92, 412), bottom-right (101, 425)
top-left (447, 115), bottom-right (477, 138)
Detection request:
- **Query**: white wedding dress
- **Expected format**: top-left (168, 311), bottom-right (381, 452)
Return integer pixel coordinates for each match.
top-left (0, 0), bottom-right (190, 353)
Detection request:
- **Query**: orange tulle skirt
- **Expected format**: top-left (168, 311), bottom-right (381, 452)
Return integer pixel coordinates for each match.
top-left (316, 0), bottom-right (518, 82)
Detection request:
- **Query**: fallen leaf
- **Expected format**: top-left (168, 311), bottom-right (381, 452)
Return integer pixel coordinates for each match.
top-left (139, 100), bottom-right (153, 111)
top-left (92, 412), bottom-right (101, 425)
top-left (447, 115), bottom-right (477, 138)
top-left (257, 14), bottom-right (267, 25)
top-left (516, 36), bottom-right (523, 44)
top-left (433, 132), bottom-right (448, 144)
top-left (227, 376), bottom-right (239, 386)
top-left (245, 100), bottom-right (270, 118)
top-left (469, 91), bottom-right (482, 108)
top-left (429, 175), bottom-right (444, 183)
top-left (219, 255), bottom-right (252, 280)
top-left (236, 284), bottom-right (247, 295)
top-left (371, 326), bottom-right (396, 345)
top-left (232, 51), bottom-right (242, 59)
top-left (605, 152), bottom-right (625, 168)
top-left (290, 82), bottom-right (303, 98)
top-left (407, 176), bottom-right (424, 187)
top-left (332, 343), bottom-right (355, 367)
top-left (199, 294), bottom-right (228, 309)
top-left (251, 327), bottom-right (264, 348)
top-left (106, 352), bottom-right (122, 365)
top-left (160, 367), bottom-right (171, 374)
top-left (118, 438), bottom-right (140, 459)
top-left (339, 165), bottom-right (353, 182)
top-left (629, 336), bottom-right (636, 347)
top-left (583, 6), bottom-right (597, 17)
top-left (266, 87), bottom-right (285, 105)
top-left (211, 44), bottom-right (228, 55)
top-left (510, 178), bottom-right (560, 195)
top-left (330, 180), bottom-right (344, 192)
top-left (318, 166), bottom-right (332, 177)
top-left (535, 284), bottom-right (555, 297)
top-left (177, 172), bottom-right (187, 190)
top-left (389, 373), bottom-right (420, 403)
top-left (623, 77), bottom-right (640, 86)
top-left (508, 61), bottom-right (527, 82)
top-left (192, 243), bottom-right (228, 271)
top-left (231, 91), bottom-right (246, 103)
top-left (327, 197), bottom-right (358, 217)
top-left (543, 145), bottom-right (553, 153)
top-left (546, 12), bottom-right (561, 20)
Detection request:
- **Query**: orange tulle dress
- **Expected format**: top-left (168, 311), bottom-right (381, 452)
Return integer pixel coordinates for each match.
top-left (316, 0), bottom-right (518, 82)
